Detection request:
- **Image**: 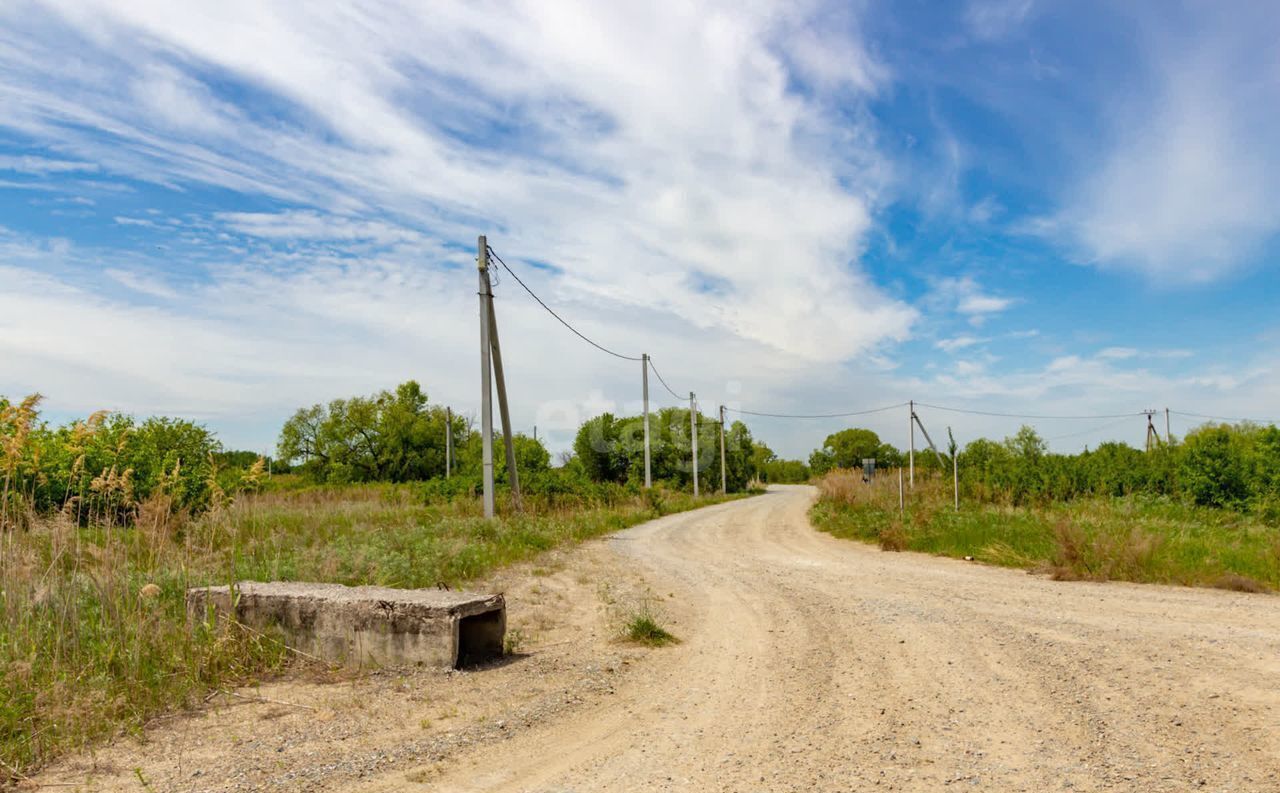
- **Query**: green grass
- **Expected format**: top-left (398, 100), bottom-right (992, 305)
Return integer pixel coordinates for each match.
top-left (0, 482), bottom-right (741, 781)
top-left (624, 614), bottom-right (678, 646)
top-left (811, 470), bottom-right (1280, 590)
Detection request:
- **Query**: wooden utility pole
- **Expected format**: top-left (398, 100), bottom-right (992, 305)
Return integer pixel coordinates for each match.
top-left (445, 406), bottom-right (452, 479)
top-left (1165, 407), bottom-right (1172, 445)
top-left (719, 404), bottom-right (727, 494)
top-left (642, 354), bottom-right (651, 489)
top-left (478, 237), bottom-right (496, 518)
top-left (690, 392), bottom-right (699, 497)
top-left (908, 400), bottom-right (916, 489)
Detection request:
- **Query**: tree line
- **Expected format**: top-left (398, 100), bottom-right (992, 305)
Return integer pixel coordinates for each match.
top-left (799, 421), bottom-right (1280, 520)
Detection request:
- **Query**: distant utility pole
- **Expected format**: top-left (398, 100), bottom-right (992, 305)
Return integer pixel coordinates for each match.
top-left (952, 447), bottom-right (959, 512)
top-left (719, 404), bottom-right (727, 495)
top-left (908, 400), bottom-right (916, 489)
top-left (1165, 407), bottom-right (1172, 445)
top-left (1144, 409), bottom-right (1159, 452)
top-left (642, 354), bottom-right (652, 489)
top-left (690, 392), bottom-right (699, 497)
top-left (445, 406), bottom-right (453, 479)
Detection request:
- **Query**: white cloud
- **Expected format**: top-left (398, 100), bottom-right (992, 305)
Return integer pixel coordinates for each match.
top-left (964, 0), bottom-right (1034, 41)
top-left (1096, 346), bottom-right (1137, 360)
top-left (0, 154), bottom-right (98, 174)
top-left (0, 0), bottom-right (915, 366)
top-left (1046, 7), bottom-right (1280, 282)
top-left (104, 268), bottom-right (180, 300)
top-left (935, 335), bottom-right (984, 352)
top-left (929, 276), bottom-right (1014, 326)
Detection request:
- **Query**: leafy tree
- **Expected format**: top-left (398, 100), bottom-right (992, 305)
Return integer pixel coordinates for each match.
top-left (810, 428), bottom-right (894, 474)
top-left (278, 380), bottom-right (465, 483)
top-left (1180, 425), bottom-right (1248, 508)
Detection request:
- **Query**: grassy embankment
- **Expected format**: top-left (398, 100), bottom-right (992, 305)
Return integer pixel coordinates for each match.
top-left (810, 469), bottom-right (1280, 591)
top-left (0, 480), bottom-right (739, 781)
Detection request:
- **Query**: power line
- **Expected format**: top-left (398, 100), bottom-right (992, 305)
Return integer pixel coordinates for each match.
top-left (914, 402), bottom-right (1140, 420)
top-left (1044, 415), bottom-right (1138, 442)
top-left (486, 245), bottom-right (642, 362)
top-left (1170, 409), bottom-right (1279, 426)
top-left (726, 402), bottom-right (909, 419)
top-left (646, 357), bottom-right (686, 401)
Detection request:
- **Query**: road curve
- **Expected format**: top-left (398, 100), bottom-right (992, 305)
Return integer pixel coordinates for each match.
top-left (415, 485), bottom-right (1280, 792)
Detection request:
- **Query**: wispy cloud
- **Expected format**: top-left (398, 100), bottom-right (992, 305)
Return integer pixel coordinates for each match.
top-left (929, 276), bottom-right (1014, 326)
top-left (964, 0), bottom-right (1035, 41)
top-left (1096, 346), bottom-right (1137, 360)
top-left (0, 154), bottom-right (98, 174)
top-left (935, 335), bottom-right (985, 352)
top-left (1043, 5), bottom-right (1280, 282)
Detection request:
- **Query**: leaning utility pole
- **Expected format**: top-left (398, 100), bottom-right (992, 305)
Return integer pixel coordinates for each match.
top-left (478, 238), bottom-right (496, 518)
top-left (642, 354), bottom-right (652, 489)
top-left (912, 411), bottom-right (948, 470)
top-left (719, 404), bottom-right (727, 494)
top-left (445, 406), bottom-right (453, 479)
top-left (908, 400), bottom-right (916, 488)
top-left (1144, 409), bottom-right (1159, 452)
top-left (488, 300), bottom-right (522, 511)
top-left (690, 392), bottom-right (699, 497)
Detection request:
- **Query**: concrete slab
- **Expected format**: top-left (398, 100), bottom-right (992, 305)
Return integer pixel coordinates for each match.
top-left (187, 581), bottom-right (506, 668)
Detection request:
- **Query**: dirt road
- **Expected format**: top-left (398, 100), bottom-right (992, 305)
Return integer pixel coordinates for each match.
top-left (396, 485), bottom-right (1280, 792)
top-left (39, 486), bottom-right (1280, 791)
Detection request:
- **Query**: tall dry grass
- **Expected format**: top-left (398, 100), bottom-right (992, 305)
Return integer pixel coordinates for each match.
top-left (0, 398), bottom-right (742, 781)
top-left (0, 398), bottom-right (287, 782)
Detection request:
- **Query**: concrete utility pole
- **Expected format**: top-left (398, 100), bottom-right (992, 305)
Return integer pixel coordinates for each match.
top-left (953, 450), bottom-right (959, 512)
top-left (719, 404), bottom-right (727, 495)
top-left (445, 406), bottom-right (452, 479)
top-left (642, 354), bottom-right (652, 489)
top-left (908, 400), bottom-right (916, 489)
top-left (1165, 407), bottom-right (1172, 445)
top-left (690, 392), bottom-right (699, 497)
top-left (1144, 409), bottom-right (1159, 452)
top-left (913, 412), bottom-right (948, 470)
top-left (898, 467), bottom-right (905, 516)
top-left (478, 237), bottom-right (495, 519)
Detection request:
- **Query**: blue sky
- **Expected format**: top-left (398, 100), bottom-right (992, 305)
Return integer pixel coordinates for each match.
top-left (2, 0), bottom-right (1278, 459)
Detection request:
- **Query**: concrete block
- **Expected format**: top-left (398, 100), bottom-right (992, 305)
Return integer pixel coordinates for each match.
top-left (186, 581), bottom-right (505, 668)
